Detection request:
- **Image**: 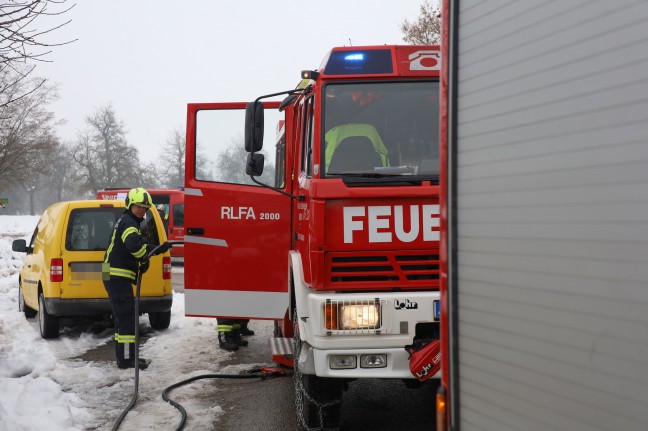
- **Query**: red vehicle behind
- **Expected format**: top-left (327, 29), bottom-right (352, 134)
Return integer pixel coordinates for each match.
top-left (97, 188), bottom-right (185, 260)
top-left (184, 45), bottom-right (441, 430)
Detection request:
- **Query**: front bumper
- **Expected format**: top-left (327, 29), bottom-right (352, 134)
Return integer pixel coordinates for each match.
top-left (295, 290), bottom-right (440, 379)
top-left (298, 342), bottom-right (440, 379)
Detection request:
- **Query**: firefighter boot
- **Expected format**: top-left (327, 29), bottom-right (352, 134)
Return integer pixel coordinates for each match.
top-left (218, 332), bottom-right (239, 351)
top-left (232, 327), bottom-right (249, 347)
top-left (240, 321), bottom-right (255, 336)
top-left (129, 343), bottom-right (150, 368)
top-left (116, 340), bottom-right (149, 370)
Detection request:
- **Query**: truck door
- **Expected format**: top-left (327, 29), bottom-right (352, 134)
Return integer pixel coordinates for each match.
top-left (184, 102), bottom-right (290, 319)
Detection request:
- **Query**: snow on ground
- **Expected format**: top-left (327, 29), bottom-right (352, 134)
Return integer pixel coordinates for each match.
top-left (0, 215), bottom-right (259, 431)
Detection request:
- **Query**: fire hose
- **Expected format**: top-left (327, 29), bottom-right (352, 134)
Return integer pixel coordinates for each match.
top-left (161, 366), bottom-right (289, 431)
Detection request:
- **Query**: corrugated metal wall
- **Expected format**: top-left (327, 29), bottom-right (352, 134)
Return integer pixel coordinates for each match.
top-left (451, 1), bottom-right (648, 430)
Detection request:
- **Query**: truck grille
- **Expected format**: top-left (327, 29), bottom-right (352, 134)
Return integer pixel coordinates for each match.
top-left (326, 251), bottom-right (440, 289)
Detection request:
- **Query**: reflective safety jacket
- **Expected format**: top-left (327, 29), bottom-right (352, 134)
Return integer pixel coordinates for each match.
top-left (324, 123), bottom-right (390, 172)
top-left (103, 210), bottom-right (152, 281)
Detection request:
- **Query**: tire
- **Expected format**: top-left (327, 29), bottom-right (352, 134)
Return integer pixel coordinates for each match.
top-left (293, 307), bottom-right (343, 430)
top-left (148, 310), bottom-right (171, 330)
top-left (38, 293), bottom-right (59, 339)
top-left (18, 281), bottom-right (37, 318)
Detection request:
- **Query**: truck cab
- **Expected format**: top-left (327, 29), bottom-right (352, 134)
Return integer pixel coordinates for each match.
top-left (184, 45), bottom-right (441, 430)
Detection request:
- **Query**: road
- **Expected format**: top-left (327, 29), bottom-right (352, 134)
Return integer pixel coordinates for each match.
top-left (80, 267), bottom-right (437, 431)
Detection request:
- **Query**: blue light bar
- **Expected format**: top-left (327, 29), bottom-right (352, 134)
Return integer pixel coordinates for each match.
top-left (324, 49), bottom-right (393, 75)
top-left (344, 53), bottom-right (365, 61)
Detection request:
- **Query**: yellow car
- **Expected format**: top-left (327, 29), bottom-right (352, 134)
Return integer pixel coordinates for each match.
top-left (12, 199), bottom-right (173, 339)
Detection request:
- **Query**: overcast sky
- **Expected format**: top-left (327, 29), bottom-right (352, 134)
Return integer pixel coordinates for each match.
top-left (36, 1), bottom-right (424, 164)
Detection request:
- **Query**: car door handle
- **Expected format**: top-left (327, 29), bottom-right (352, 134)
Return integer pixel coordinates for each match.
top-left (186, 227), bottom-right (204, 235)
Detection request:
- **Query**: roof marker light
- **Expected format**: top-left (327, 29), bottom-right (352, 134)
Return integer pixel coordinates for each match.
top-left (301, 70), bottom-right (319, 80)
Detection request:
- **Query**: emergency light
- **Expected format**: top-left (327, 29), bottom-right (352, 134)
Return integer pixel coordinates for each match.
top-left (323, 49), bottom-right (393, 75)
top-left (344, 53), bottom-right (364, 61)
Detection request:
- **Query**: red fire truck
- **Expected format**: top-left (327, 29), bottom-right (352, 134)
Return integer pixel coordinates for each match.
top-left (184, 45), bottom-right (441, 429)
top-left (97, 188), bottom-right (185, 260)
top-left (437, 1), bottom-right (648, 430)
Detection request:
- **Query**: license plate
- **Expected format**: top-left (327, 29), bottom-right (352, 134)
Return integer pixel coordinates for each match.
top-left (433, 300), bottom-right (440, 320)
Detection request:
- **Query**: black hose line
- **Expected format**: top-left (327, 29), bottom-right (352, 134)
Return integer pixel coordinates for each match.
top-left (162, 368), bottom-right (290, 431)
top-left (110, 265), bottom-right (146, 431)
top-left (111, 241), bottom-right (182, 431)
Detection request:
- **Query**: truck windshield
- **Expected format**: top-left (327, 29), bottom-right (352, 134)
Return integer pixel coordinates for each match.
top-left (323, 81), bottom-right (439, 179)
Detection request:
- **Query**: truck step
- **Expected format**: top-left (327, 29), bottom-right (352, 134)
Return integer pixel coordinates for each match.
top-left (270, 337), bottom-right (293, 368)
top-left (270, 337), bottom-right (293, 355)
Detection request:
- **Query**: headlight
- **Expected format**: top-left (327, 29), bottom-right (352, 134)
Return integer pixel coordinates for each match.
top-left (324, 300), bottom-right (381, 331)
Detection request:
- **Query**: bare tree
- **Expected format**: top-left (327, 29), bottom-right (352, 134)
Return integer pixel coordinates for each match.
top-left (157, 128), bottom-right (185, 188)
top-left (401, 0), bottom-right (441, 45)
top-left (139, 160), bottom-right (161, 190)
top-left (70, 103), bottom-right (143, 194)
top-left (215, 139), bottom-right (274, 186)
top-left (0, 71), bottom-right (60, 189)
top-left (0, 0), bottom-right (75, 110)
top-left (42, 141), bottom-right (77, 202)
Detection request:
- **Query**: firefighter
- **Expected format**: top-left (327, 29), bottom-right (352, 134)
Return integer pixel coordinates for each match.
top-left (103, 187), bottom-right (171, 369)
top-left (324, 123), bottom-right (390, 173)
top-left (217, 319), bottom-right (252, 351)
top-left (240, 320), bottom-right (254, 336)
top-left (156, 204), bottom-right (169, 232)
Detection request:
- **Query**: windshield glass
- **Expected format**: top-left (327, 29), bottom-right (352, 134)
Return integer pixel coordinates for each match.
top-left (323, 81), bottom-right (439, 179)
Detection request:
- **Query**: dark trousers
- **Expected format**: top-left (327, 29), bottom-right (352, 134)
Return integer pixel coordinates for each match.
top-left (103, 277), bottom-right (136, 337)
top-left (218, 318), bottom-right (247, 332)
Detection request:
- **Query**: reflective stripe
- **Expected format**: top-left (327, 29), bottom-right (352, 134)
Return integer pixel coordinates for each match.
top-left (186, 289), bottom-right (288, 319)
top-left (105, 230), bottom-right (117, 262)
top-left (184, 188), bottom-right (203, 196)
top-left (122, 226), bottom-right (139, 243)
top-left (217, 325), bottom-right (233, 332)
top-left (184, 235), bottom-right (228, 247)
top-left (132, 244), bottom-right (147, 258)
top-left (109, 267), bottom-right (136, 280)
top-left (117, 334), bottom-right (135, 344)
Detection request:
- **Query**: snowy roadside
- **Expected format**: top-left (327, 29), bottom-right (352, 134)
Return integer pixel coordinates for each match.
top-left (0, 215), bottom-right (249, 431)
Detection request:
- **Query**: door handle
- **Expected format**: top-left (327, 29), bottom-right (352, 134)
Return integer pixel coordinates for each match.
top-left (186, 227), bottom-right (204, 235)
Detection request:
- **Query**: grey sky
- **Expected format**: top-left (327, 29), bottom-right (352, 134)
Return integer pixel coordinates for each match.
top-left (37, 1), bottom-right (423, 164)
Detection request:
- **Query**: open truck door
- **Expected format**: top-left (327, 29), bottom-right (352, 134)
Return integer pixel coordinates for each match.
top-left (184, 102), bottom-right (290, 319)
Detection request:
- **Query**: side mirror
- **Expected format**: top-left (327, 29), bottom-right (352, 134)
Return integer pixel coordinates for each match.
top-left (279, 94), bottom-right (298, 112)
top-left (246, 153), bottom-right (265, 177)
top-left (12, 239), bottom-right (27, 253)
top-left (244, 101), bottom-right (264, 152)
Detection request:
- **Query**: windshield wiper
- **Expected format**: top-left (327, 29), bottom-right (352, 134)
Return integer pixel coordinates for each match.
top-left (327, 172), bottom-right (399, 178)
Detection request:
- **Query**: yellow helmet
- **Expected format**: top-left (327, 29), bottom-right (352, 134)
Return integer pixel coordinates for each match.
top-left (125, 187), bottom-right (152, 209)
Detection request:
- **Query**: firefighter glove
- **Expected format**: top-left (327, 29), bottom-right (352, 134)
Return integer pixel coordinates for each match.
top-left (139, 259), bottom-right (150, 274)
top-left (153, 241), bottom-right (172, 255)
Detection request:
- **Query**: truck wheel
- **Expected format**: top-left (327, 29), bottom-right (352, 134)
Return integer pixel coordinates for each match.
top-left (38, 292), bottom-right (59, 339)
top-left (293, 307), bottom-right (343, 430)
top-left (19, 281), bottom-right (37, 318)
top-left (148, 310), bottom-right (171, 330)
